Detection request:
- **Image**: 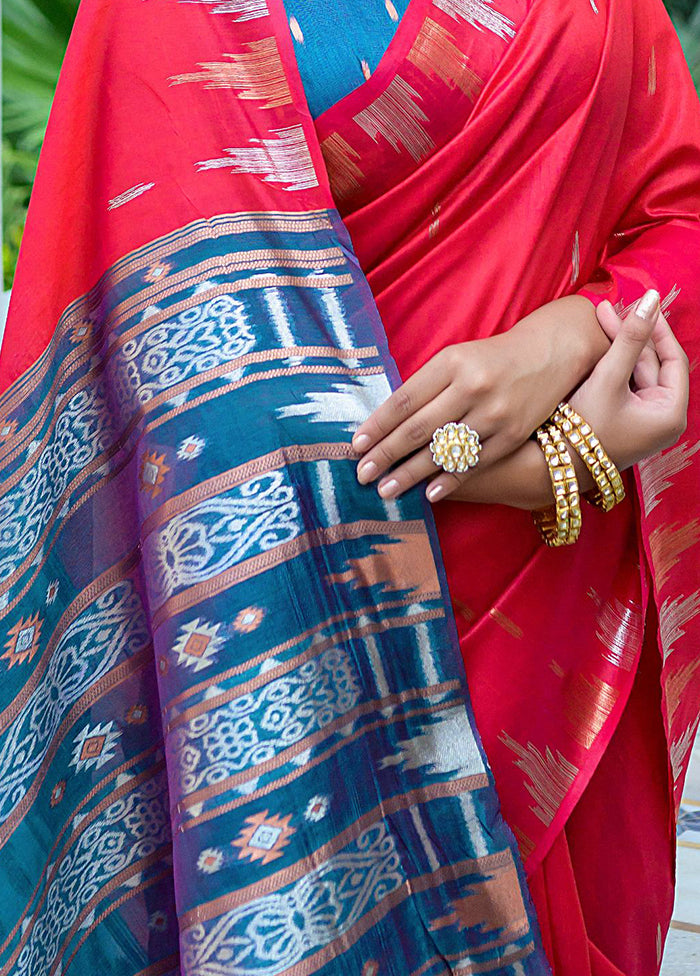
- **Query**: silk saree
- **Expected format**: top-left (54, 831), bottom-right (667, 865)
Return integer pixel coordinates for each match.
top-left (0, 1), bottom-right (699, 975)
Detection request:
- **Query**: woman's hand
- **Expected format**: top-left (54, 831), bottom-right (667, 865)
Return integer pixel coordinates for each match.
top-left (351, 295), bottom-right (610, 502)
top-left (447, 290), bottom-right (689, 509)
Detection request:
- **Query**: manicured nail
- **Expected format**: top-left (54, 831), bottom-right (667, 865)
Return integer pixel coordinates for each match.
top-left (636, 289), bottom-right (660, 321)
top-left (353, 433), bottom-right (371, 452)
top-left (357, 460), bottom-right (378, 484)
top-left (427, 483), bottom-right (445, 502)
top-left (378, 479), bottom-right (399, 499)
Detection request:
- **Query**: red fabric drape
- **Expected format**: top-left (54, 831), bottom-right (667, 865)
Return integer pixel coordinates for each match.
top-left (325, 0), bottom-right (700, 872)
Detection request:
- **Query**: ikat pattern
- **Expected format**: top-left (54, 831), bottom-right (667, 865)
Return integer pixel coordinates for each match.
top-left (0, 579), bottom-right (149, 824)
top-left (12, 772), bottom-right (170, 976)
top-left (144, 470), bottom-right (301, 605)
top-left (0, 207), bottom-right (544, 974)
top-left (180, 821), bottom-right (404, 976)
top-left (170, 646), bottom-right (361, 800)
top-left (112, 294), bottom-right (256, 414)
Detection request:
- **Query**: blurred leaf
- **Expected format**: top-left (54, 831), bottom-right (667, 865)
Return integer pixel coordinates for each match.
top-left (2, 0), bottom-right (79, 285)
top-left (2, 0), bottom-right (700, 286)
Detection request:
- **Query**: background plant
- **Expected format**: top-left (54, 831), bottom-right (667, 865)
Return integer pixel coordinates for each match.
top-left (2, 0), bottom-right (700, 286)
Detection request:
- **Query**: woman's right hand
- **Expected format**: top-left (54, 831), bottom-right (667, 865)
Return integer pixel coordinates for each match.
top-left (447, 289), bottom-right (690, 510)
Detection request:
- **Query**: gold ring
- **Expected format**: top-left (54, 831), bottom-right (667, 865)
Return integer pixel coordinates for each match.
top-left (430, 422), bottom-right (481, 473)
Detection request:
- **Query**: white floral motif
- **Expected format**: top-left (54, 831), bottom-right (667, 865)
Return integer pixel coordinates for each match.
top-left (304, 795), bottom-right (329, 822)
top-left (13, 773), bottom-right (170, 976)
top-left (144, 470), bottom-right (300, 606)
top-left (111, 294), bottom-right (254, 417)
top-left (0, 384), bottom-right (117, 588)
top-left (69, 721), bottom-right (122, 773)
top-left (170, 647), bottom-right (360, 801)
top-left (181, 822), bottom-right (402, 976)
top-left (178, 435), bottom-right (206, 461)
top-left (0, 580), bottom-right (149, 823)
top-left (46, 580), bottom-right (60, 605)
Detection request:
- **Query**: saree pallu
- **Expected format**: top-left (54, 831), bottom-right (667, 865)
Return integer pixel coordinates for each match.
top-left (0, 1), bottom-right (698, 976)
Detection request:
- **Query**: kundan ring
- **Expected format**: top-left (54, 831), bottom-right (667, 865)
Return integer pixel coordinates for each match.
top-left (430, 422), bottom-right (482, 473)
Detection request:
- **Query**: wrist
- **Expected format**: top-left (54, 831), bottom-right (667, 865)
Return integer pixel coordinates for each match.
top-left (513, 295), bottom-right (611, 391)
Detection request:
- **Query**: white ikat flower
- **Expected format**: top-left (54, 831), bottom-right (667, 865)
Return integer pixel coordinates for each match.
top-left (304, 795), bottom-right (330, 822)
top-left (197, 847), bottom-right (224, 874)
top-left (178, 435), bottom-right (206, 461)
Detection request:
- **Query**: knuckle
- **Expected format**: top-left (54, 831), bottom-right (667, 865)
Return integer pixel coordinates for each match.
top-left (442, 345), bottom-right (464, 371)
top-left (622, 322), bottom-right (649, 345)
top-left (393, 388), bottom-right (413, 420)
top-left (470, 364), bottom-right (495, 396)
top-left (405, 419), bottom-right (429, 445)
top-left (375, 442), bottom-right (395, 467)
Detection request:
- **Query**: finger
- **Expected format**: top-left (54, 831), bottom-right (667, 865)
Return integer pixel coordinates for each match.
top-left (596, 300), bottom-right (659, 386)
top-left (355, 387), bottom-right (466, 483)
top-left (595, 299), bottom-right (623, 343)
top-left (654, 320), bottom-right (690, 409)
top-left (374, 419), bottom-right (504, 501)
top-left (596, 289), bottom-right (660, 383)
top-left (352, 357), bottom-right (451, 453)
top-left (650, 313), bottom-right (690, 389)
top-left (424, 430), bottom-right (512, 501)
top-left (631, 342), bottom-right (661, 390)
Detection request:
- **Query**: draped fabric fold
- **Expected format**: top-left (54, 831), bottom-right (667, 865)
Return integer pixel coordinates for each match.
top-left (319, 0), bottom-right (700, 879)
top-left (0, 1), bottom-right (550, 974)
top-left (0, 0), bottom-right (699, 973)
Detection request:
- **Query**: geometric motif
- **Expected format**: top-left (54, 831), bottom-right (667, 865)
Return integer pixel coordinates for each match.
top-left (0, 418), bottom-right (18, 442)
top-left (304, 795), bottom-right (329, 822)
top-left (197, 847), bottom-right (225, 874)
top-left (126, 703), bottom-right (149, 725)
top-left (233, 606), bottom-right (265, 633)
top-left (46, 580), bottom-right (60, 606)
top-left (144, 261), bottom-right (172, 284)
top-left (49, 780), bottom-right (66, 807)
top-left (173, 618), bottom-right (223, 673)
top-left (2, 612), bottom-right (43, 668)
top-left (178, 435), bottom-right (206, 461)
top-left (232, 809), bottom-right (295, 865)
top-left (69, 721), bottom-right (122, 773)
top-left (139, 450), bottom-right (171, 499)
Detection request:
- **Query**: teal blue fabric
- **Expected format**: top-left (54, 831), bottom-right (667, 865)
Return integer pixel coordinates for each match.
top-left (283, 0), bottom-right (411, 118)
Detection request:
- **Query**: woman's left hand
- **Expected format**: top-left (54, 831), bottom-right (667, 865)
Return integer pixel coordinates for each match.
top-left (352, 295), bottom-right (611, 502)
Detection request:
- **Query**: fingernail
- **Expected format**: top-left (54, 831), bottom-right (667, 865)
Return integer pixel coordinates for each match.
top-left (357, 460), bottom-right (378, 484)
top-left (427, 483), bottom-right (445, 502)
top-left (353, 433), bottom-right (371, 452)
top-left (378, 479), bottom-right (399, 499)
top-left (636, 289), bottom-right (660, 321)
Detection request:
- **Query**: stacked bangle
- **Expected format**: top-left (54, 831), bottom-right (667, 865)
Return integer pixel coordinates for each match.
top-left (532, 423), bottom-right (582, 546)
top-left (551, 402), bottom-right (625, 512)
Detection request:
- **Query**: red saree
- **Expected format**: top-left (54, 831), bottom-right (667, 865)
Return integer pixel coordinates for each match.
top-left (1, 0), bottom-right (699, 973)
top-left (310, 0), bottom-right (700, 969)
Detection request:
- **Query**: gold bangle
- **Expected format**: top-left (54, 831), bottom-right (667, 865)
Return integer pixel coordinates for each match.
top-left (551, 402), bottom-right (625, 512)
top-left (532, 423), bottom-right (582, 546)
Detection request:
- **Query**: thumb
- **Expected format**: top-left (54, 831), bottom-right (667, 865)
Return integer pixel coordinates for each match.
top-left (598, 289), bottom-right (660, 383)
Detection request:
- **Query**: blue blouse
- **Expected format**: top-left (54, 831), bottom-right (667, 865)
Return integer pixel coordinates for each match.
top-left (283, 0), bottom-right (410, 118)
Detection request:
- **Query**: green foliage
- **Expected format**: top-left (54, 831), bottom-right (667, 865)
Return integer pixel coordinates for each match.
top-left (669, 1), bottom-right (700, 87)
top-left (2, 0), bottom-right (700, 286)
top-left (2, 0), bottom-right (80, 285)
